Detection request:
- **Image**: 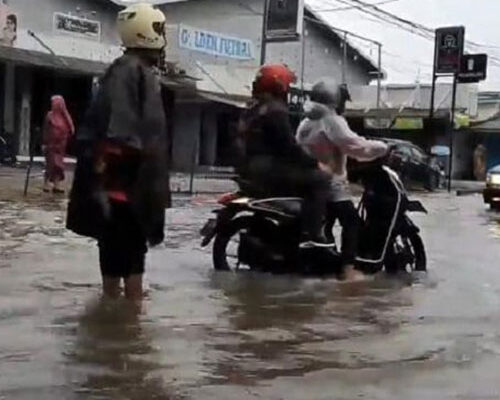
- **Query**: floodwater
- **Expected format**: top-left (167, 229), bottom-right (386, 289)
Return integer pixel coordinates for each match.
top-left (1, 192), bottom-right (500, 399)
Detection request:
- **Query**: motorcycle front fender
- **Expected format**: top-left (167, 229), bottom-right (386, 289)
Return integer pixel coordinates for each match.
top-left (399, 215), bottom-right (421, 235)
top-left (200, 207), bottom-right (240, 247)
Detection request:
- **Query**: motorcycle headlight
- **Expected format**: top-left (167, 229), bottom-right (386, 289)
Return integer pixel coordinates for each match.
top-left (488, 173), bottom-right (500, 185)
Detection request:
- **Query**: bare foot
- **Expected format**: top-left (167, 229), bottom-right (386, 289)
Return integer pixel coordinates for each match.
top-left (42, 182), bottom-right (52, 193)
top-left (342, 265), bottom-right (367, 282)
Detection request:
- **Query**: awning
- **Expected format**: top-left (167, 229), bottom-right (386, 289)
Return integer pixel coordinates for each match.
top-left (194, 62), bottom-right (256, 99)
top-left (198, 91), bottom-right (248, 108)
top-left (0, 46), bottom-right (108, 76)
top-left (345, 108), bottom-right (451, 119)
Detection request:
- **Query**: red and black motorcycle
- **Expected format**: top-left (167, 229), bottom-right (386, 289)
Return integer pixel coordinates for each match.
top-left (201, 159), bottom-right (427, 276)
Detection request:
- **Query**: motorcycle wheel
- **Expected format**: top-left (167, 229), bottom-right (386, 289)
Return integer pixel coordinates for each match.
top-left (212, 216), bottom-right (253, 271)
top-left (385, 232), bottom-right (427, 273)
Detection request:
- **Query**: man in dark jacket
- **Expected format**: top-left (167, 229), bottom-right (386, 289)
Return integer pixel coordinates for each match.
top-left (67, 3), bottom-right (170, 301)
top-left (238, 64), bottom-right (332, 248)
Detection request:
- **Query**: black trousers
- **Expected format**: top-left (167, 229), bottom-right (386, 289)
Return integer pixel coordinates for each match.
top-left (327, 200), bottom-right (360, 265)
top-left (98, 202), bottom-right (147, 278)
top-left (246, 157), bottom-right (331, 240)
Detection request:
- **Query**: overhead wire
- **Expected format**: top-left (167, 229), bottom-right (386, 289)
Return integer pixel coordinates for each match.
top-left (313, 0), bottom-right (401, 13)
top-left (314, 0), bottom-right (500, 69)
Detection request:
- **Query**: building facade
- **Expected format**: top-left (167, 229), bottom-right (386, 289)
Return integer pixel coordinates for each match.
top-left (159, 0), bottom-right (379, 170)
top-left (0, 0), bottom-right (121, 155)
top-left (346, 83), bottom-right (479, 179)
top-left (1, 0), bottom-right (379, 170)
top-left (470, 92), bottom-right (500, 172)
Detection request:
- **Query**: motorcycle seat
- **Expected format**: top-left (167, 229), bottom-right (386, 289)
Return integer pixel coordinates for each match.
top-left (234, 178), bottom-right (303, 216)
top-left (249, 198), bottom-right (303, 216)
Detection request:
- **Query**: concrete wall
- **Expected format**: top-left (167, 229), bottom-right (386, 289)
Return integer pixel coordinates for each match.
top-left (2, 64), bottom-right (15, 134)
top-left (162, 0), bottom-right (372, 86)
top-left (3, 0), bottom-right (121, 63)
top-left (267, 21), bottom-right (372, 86)
top-left (200, 109), bottom-right (218, 166)
top-left (172, 102), bottom-right (201, 170)
top-left (17, 68), bottom-right (32, 156)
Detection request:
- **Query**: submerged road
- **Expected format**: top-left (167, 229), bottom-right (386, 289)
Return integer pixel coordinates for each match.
top-left (0, 192), bottom-right (499, 399)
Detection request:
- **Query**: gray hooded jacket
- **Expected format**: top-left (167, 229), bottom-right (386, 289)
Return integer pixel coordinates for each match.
top-left (296, 101), bottom-right (387, 201)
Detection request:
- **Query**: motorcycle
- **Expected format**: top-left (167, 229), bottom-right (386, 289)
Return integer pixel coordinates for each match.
top-left (201, 159), bottom-right (427, 276)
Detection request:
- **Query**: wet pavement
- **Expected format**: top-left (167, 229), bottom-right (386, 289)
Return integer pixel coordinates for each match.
top-left (1, 190), bottom-right (500, 399)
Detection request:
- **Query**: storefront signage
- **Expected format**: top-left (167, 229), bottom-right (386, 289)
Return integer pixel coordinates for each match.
top-left (53, 12), bottom-right (101, 41)
top-left (458, 54), bottom-right (488, 83)
top-left (178, 24), bottom-right (254, 60)
top-left (435, 26), bottom-right (465, 74)
top-left (266, 0), bottom-right (304, 41)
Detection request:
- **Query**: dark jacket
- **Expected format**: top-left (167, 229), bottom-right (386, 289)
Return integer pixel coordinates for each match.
top-left (66, 53), bottom-right (170, 246)
top-left (237, 98), bottom-right (317, 174)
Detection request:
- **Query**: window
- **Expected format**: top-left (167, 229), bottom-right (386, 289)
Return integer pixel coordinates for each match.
top-left (410, 147), bottom-right (427, 162)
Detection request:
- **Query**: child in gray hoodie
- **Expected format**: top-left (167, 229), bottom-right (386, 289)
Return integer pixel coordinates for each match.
top-left (296, 79), bottom-right (387, 280)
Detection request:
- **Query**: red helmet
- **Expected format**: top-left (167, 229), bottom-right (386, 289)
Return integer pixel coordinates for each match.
top-left (253, 64), bottom-right (297, 97)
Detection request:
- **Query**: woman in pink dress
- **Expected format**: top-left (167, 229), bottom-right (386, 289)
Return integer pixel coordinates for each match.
top-left (42, 95), bottom-right (75, 193)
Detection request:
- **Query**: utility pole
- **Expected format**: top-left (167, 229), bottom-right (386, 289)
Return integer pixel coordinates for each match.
top-left (447, 74), bottom-right (458, 193)
top-left (300, 20), bottom-right (307, 95)
top-left (429, 40), bottom-right (438, 120)
top-left (260, 0), bottom-right (270, 65)
top-left (376, 42), bottom-right (382, 111)
top-left (342, 32), bottom-right (347, 84)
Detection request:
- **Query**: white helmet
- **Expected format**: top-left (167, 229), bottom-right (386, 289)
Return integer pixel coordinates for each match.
top-left (117, 3), bottom-right (166, 50)
top-left (310, 79), bottom-right (351, 108)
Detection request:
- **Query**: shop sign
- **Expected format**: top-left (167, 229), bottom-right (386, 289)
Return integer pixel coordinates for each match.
top-left (53, 12), bottom-right (101, 41)
top-left (266, 0), bottom-right (304, 41)
top-left (435, 26), bottom-right (465, 74)
top-left (179, 24), bottom-right (254, 60)
top-left (458, 54), bottom-right (488, 83)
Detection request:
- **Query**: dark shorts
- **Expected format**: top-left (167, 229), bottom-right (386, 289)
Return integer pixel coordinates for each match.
top-left (98, 202), bottom-right (147, 278)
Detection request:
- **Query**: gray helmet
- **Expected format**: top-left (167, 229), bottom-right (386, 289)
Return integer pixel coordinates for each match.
top-left (310, 79), bottom-right (351, 108)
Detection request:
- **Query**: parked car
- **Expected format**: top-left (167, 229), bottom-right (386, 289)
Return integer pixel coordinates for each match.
top-left (350, 138), bottom-right (443, 191)
top-left (484, 165), bottom-right (500, 209)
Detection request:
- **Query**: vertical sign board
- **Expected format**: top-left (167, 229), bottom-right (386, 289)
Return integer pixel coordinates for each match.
top-left (435, 26), bottom-right (465, 74)
top-left (265, 0), bottom-right (304, 41)
top-left (432, 26), bottom-right (465, 192)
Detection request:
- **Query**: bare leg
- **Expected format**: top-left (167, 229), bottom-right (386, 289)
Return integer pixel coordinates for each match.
top-left (43, 180), bottom-right (52, 192)
top-left (102, 276), bottom-right (121, 299)
top-left (124, 274), bottom-right (143, 301)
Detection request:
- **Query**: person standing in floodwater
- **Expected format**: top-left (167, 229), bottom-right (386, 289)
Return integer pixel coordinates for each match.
top-left (67, 3), bottom-right (170, 301)
top-left (42, 95), bottom-right (75, 194)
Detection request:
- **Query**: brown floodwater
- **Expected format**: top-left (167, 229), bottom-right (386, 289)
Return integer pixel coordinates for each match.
top-left (1, 192), bottom-right (500, 399)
